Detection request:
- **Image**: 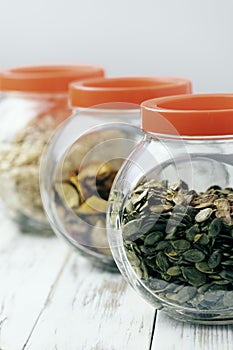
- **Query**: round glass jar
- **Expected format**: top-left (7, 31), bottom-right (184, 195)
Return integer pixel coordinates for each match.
top-left (107, 94), bottom-right (233, 322)
top-left (40, 76), bottom-right (192, 269)
top-left (0, 64), bottom-right (104, 233)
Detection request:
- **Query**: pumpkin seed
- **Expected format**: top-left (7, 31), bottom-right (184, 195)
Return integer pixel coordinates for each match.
top-left (219, 269), bottom-right (233, 281)
top-left (186, 224), bottom-right (200, 242)
top-left (181, 267), bottom-right (206, 286)
top-left (195, 208), bottom-right (213, 223)
top-left (144, 231), bottom-right (164, 246)
top-left (167, 266), bottom-right (181, 276)
top-left (183, 249), bottom-right (206, 263)
top-left (208, 250), bottom-right (222, 269)
top-left (171, 239), bottom-right (191, 252)
top-left (54, 182), bottom-right (80, 208)
top-left (156, 251), bottom-right (170, 272)
top-left (208, 218), bottom-right (222, 238)
top-left (195, 261), bottom-right (213, 274)
top-left (121, 178), bottom-right (233, 309)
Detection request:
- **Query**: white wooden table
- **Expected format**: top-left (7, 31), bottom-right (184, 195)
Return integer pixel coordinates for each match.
top-left (1, 209), bottom-right (233, 350)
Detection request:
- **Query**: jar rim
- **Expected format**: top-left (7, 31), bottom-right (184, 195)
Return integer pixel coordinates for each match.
top-left (69, 76), bottom-right (192, 107)
top-left (141, 93), bottom-right (233, 136)
top-left (0, 64), bottom-right (104, 93)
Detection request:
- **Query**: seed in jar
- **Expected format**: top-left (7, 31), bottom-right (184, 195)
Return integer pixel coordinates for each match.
top-left (122, 179), bottom-right (233, 309)
top-left (76, 195), bottom-right (107, 214)
top-left (0, 116), bottom-right (57, 224)
top-left (54, 182), bottom-right (80, 208)
top-left (54, 161), bottom-right (119, 258)
top-left (195, 208), bottom-right (213, 222)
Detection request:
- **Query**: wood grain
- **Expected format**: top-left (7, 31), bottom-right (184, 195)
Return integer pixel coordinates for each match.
top-left (151, 311), bottom-right (233, 350)
top-left (24, 253), bottom-right (155, 350)
top-left (0, 212), bottom-right (69, 350)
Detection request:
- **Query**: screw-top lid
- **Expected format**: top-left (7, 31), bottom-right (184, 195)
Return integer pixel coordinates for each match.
top-left (0, 64), bottom-right (105, 93)
top-left (141, 94), bottom-right (233, 136)
top-left (69, 77), bottom-right (192, 107)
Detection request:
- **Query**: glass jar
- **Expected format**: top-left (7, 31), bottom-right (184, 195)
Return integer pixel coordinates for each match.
top-left (107, 94), bottom-right (233, 323)
top-left (40, 76), bottom-right (192, 269)
top-left (0, 64), bottom-right (104, 233)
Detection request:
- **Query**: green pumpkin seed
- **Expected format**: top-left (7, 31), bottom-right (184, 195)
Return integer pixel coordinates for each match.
top-left (208, 218), bottom-right (222, 238)
top-left (171, 239), bottom-right (191, 252)
top-left (219, 269), bottom-right (233, 281)
top-left (165, 249), bottom-right (180, 263)
top-left (126, 250), bottom-right (141, 267)
top-left (161, 273), bottom-right (171, 282)
top-left (208, 274), bottom-right (222, 280)
top-left (195, 261), bottom-right (213, 274)
top-left (221, 259), bottom-right (233, 266)
top-left (208, 250), bottom-right (222, 269)
top-left (181, 267), bottom-right (206, 286)
top-left (156, 251), bottom-right (170, 272)
top-left (186, 224), bottom-right (200, 242)
top-left (154, 240), bottom-right (171, 251)
top-left (144, 231), bottom-right (163, 246)
top-left (183, 249), bottom-right (205, 263)
top-left (214, 279), bottom-right (230, 285)
top-left (194, 233), bottom-right (210, 245)
top-left (167, 266), bottom-right (181, 276)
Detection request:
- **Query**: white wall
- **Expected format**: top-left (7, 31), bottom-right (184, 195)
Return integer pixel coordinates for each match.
top-left (0, 0), bottom-right (232, 92)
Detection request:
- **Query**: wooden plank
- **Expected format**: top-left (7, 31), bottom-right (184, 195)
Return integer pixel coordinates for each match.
top-left (0, 212), bottom-right (69, 350)
top-left (24, 253), bottom-right (155, 350)
top-left (151, 311), bottom-right (233, 350)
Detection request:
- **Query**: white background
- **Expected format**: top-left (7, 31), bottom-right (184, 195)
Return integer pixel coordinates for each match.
top-left (0, 0), bottom-right (232, 93)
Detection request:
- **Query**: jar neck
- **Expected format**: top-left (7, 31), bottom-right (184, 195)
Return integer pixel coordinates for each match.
top-left (71, 106), bottom-right (140, 124)
top-left (73, 106), bottom-right (139, 113)
top-left (145, 130), bottom-right (233, 142)
top-left (1, 90), bottom-right (68, 102)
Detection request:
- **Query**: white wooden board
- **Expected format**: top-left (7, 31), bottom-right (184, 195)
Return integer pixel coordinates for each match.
top-left (152, 311), bottom-right (233, 350)
top-left (0, 212), bottom-right (69, 350)
top-left (24, 253), bottom-right (155, 350)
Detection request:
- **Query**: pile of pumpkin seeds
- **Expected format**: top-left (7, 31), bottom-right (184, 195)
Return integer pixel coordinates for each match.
top-left (54, 161), bottom-right (118, 257)
top-left (122, 179), bottom-right (233, 310)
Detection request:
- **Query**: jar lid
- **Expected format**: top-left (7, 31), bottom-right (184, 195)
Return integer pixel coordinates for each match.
top-left (141, 94), bottom-right (233, 136)
top-left (0, 64), bottom-right (105, 93)
top-left (69, 76), bottom-right (192, 107)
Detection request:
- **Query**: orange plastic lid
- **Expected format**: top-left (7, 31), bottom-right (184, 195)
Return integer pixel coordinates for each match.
top-left (69, 76), bottom-right (192, 107)
top-left (141, 94), bottom-right (233, 136)
top-left (0, 64), bottom-right (104, 93)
